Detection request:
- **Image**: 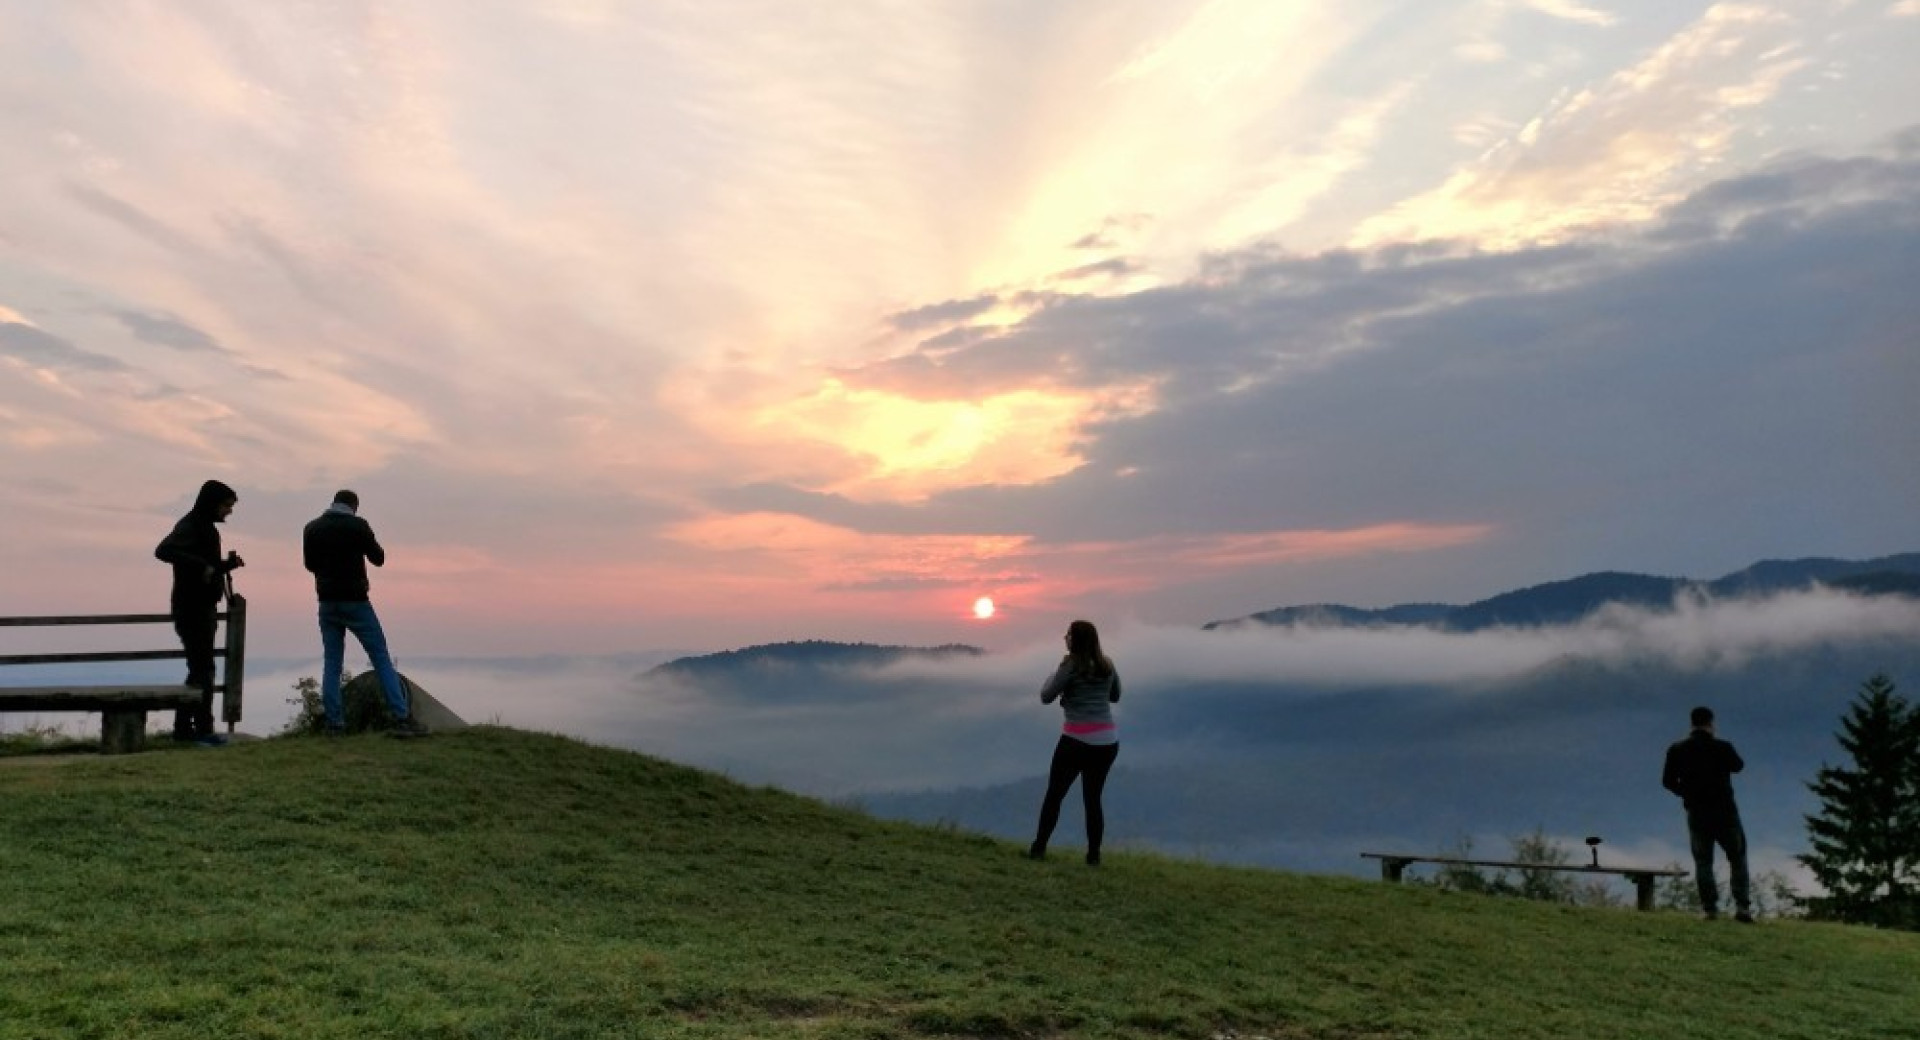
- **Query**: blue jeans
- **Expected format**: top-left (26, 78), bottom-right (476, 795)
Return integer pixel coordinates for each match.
top-left (318, 600), bottom-right (410, 728)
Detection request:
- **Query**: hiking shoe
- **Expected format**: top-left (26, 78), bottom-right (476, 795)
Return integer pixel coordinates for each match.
top-left (389, 716), bottom-right (430, 739)
top-left (1734, 912), bottom-right (1755, 924)
top-left (1025, 843), bottom-right (1046, 861)
top-left (1085, 852), bottom-right (1102, 867)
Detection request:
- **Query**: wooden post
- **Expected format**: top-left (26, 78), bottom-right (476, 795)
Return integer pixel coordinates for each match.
top-left (221, 594), bottom-right (246, 733)
top-left (1629, 873), bottom-right (1657, 912)
top-left (100, 709), bottom-right (147, 755)
top-left (1380, 858), bottom-right (1409, 883)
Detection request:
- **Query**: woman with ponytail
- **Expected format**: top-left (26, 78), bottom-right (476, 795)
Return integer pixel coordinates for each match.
top-left (1028, 619), bottom-right (1122, 865)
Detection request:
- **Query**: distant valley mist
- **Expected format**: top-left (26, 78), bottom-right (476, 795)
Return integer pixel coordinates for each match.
top-left (44, 555), bottom-right (1920, 892)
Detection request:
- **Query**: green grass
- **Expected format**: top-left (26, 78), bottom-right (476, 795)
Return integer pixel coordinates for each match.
top-left (2, 728), bottom-right (1916, 1039)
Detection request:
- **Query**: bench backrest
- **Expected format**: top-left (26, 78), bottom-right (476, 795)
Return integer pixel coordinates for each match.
top-left (0, 599), bottom-right (247, 727)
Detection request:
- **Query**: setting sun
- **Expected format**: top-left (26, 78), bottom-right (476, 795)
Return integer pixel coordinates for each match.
top-left (972, 596), bottom-right (996, 620)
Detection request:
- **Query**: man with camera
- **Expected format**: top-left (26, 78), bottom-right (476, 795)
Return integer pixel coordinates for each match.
top-left (154, 479), bottom-right (244, 745)
top-left (303, 490), bottom-right (427, 738)
top-left (1662, 705), bottom-right (1753, 922)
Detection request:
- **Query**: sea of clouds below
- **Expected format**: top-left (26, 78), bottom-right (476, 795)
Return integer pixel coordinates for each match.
top-left (9, 588), bottom-right (1918, 893)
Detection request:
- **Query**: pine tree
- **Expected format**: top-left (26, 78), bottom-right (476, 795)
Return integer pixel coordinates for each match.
top-left (1798, 674), bottom-right (1920, 928)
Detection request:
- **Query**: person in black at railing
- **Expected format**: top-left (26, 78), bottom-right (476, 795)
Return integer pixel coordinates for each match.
top-left (154, 479), bottom-right (243, 745)
top-left (303, 490), bottom-right (427, 738)
top-left (1662, 705), bottom-right (1753, 922)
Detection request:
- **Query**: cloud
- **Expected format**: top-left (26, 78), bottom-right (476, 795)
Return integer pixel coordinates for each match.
top-left (61, 183), bottom-right (208, 259)
top-left (720, 137), bottom-right (1920, 609)
top-left (1356, 3), bottom-right (1814, 247)
top-left (674, 503), bottom-right (1490, 625)
top-left (3, 2), bottom-right (1916, 657)
top-left (0, 318), bottom-right (127, 373)
top-left (414, 588), bottom-right (1920, 876)
top-left (869, 588), bottom-right (1920, 689)
top-left (1519, 0), bottom-right (1617, 28)
top-left (113, 310), bottom-right (226, 352)
top-left (59, 584), bottom-right (1909, 882)
top-left (1055, 258), bottom-right (1140, 282)
top-left (887, 295), bottom-right (1000, 332)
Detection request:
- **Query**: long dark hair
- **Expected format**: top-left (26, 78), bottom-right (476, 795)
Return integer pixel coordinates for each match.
top-left (1065, 619), bottom-right (1114, 678)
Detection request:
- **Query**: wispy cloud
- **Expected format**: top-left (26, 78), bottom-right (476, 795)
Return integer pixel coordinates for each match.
top-left (1519, 0), bottom-right (1617, 28)
top-left (1357, 3), bottom-right (1813, 247)
top-left (871, 589), bottom-right (1920, 688)
top-left (0, 315), bottom-right (127, 373)
top-left (887, 296), bottom-right (1001, 332)
top-left (113, 310), bottom-right (226, 353)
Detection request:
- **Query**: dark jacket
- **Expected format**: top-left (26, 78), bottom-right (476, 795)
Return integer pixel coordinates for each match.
top-left (303, 506), bottom-right (385, 602)
top-left (155, 480), bottom-right (236, 610)
top-left (1662, 728), bottom-right (1744, 817)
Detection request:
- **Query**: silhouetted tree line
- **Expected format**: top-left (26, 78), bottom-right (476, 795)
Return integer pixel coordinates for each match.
top-left (1799, 674), bottom-right (1920, 930)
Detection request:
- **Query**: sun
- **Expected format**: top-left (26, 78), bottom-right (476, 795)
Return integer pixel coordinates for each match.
top-left (972, 596), bottom-right (996, 620)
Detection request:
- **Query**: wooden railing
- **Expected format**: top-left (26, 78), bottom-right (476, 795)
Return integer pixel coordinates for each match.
top-left (0, 596), bottom-right (247, 752)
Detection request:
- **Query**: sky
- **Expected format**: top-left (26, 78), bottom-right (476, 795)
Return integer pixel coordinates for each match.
top-left (3, 0), bottom-right (1918, 660)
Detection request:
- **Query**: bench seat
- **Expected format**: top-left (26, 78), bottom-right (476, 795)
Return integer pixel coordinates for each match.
top-left (0, 684), bottom-right (210, 753)
top-left (1361, 852), bottom-right (1686, 911)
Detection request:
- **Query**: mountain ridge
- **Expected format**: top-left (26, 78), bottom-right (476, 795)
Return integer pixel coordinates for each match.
top-left (1203, 552), bottom-right (1920, 632)
top-left (649, 639), bottom-right (984, 678)
top-left (643, 554), bottom-right (1920, 669)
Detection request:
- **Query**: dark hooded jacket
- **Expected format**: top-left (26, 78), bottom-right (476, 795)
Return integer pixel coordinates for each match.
top-left (303, 506), bottom-right (385, 602)
top-left (155, 480), bottom-right (236, 610)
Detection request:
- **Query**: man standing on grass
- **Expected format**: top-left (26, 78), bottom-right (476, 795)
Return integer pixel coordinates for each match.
top-left (155, 479), bottom-right (243, 746)
top-left (302, 490), bottom-right (427, 738)
top-left (1662, 706), bottom-right (1751, 922)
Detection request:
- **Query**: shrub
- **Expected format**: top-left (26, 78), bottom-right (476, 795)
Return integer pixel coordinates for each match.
top-left (281, 671), bottom-right (410, 735)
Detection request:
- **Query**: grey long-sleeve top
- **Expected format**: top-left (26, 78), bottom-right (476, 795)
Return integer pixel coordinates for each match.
top-left (1041, 657), bottom-right (1121, 744)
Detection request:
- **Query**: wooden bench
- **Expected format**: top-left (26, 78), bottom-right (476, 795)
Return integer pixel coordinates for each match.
top-left (1361, 850), bottom-right (1687, 912)
top-left (0, 598), bottom-right (247, 754)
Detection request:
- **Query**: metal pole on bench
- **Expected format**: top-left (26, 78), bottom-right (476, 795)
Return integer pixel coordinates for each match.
top-left (222, 592), bottom-right (246, 735)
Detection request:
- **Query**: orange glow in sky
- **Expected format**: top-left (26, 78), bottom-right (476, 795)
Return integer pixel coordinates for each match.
top-left (753, 379), bottom-right (1143, 501)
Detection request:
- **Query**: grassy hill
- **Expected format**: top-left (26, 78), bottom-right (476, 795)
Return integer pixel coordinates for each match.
top-left (2, 729), bottom-right (1917, 1039)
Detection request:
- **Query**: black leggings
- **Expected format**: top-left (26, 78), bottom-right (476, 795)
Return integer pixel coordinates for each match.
top-left (1032, 736), bottom-right (1120, 855)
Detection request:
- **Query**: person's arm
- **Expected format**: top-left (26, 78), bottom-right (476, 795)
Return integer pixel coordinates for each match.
top-left (1661, 744), bottom-right (1686, 799)
top-left (155, 519), bottom-right (216, 581)
top-left (1724, 740), bottom-right (1744, 774)
top-left (1040, 659), bottom-right (1071, 704)
top-left (1109, 670), bottom-right (1122, 704)
top-left (361, 520), bottom-right (386, 568)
